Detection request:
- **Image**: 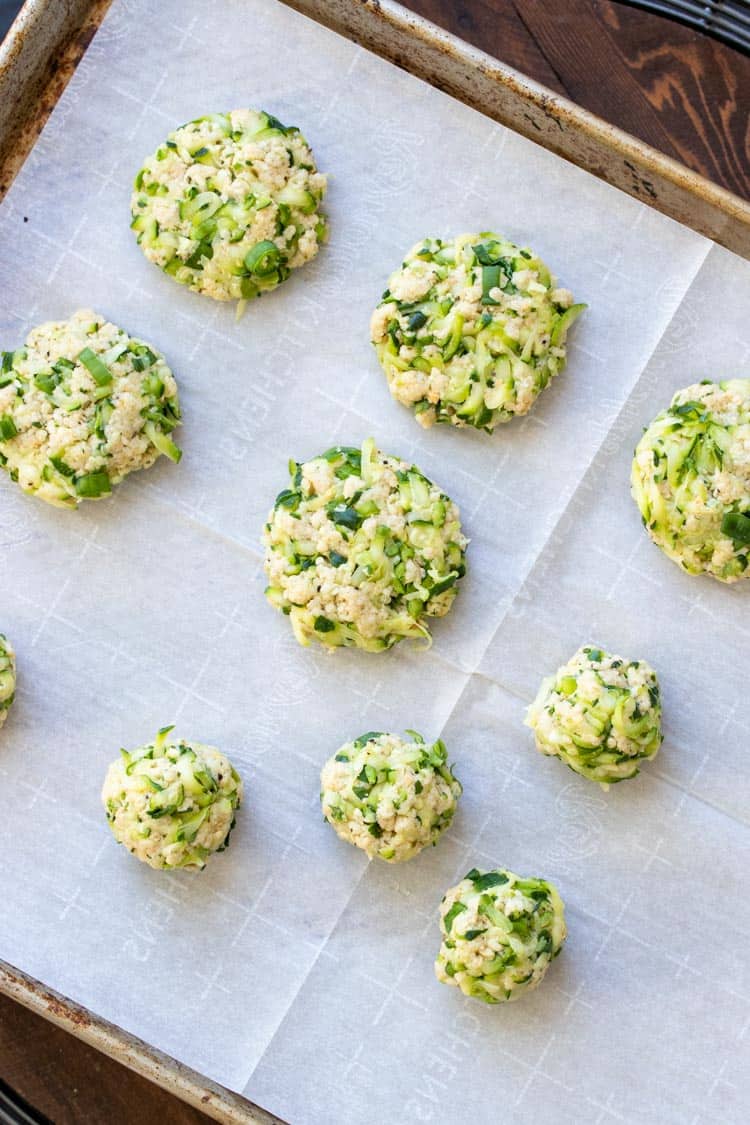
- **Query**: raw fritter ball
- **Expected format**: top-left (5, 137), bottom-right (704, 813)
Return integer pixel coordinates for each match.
top-left (435, 867), bottom-right (566, 1003)
top-left (0, 634), bottom-right (15, 730)
top-left (262, 438), bottom-right (468, 651)
top-left (0, 309), bottom-right (181, 508)
top-left (102, 727), bottom-right (243, 871)
top-left (371, 232), bottom-right (584, 430)
top-left (320, 730), bottom-right (461, 862)
top-left (131, 109), bottom-right (327, 302)
top-left (631, 380), bottom-right (750, 582)
top-left (526, 645), bottom-right (662, 787)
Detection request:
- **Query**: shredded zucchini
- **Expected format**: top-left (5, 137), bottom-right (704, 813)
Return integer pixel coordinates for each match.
top-left (631, 379), bottom-right (750, 582)
top-left (321, 731), bottom-right (461, 862)
top-left (435, 867), bottom-right (566, 1003)
top-left (371, 232), bottom-right (584, 431)
top-left (130, 109), bottom-right (327, 302)
top-left (526, 645), bottom-right (662, 787)
top-left (0, 310), bottom-right (181, 509)
top-left (102, 727), bottom-right (243, 871)
top-left (262, 439), bottom-right (468, 652)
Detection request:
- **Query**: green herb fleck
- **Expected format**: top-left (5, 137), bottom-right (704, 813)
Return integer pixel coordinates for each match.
top-left (77, 347), bottom-right (112, 387)
top-left (721, 510), bottom-right (750, 546)
top-left (443, 901), bottom-right (467, 933)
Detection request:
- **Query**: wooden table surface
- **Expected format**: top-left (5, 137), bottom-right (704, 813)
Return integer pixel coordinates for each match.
top-left (1, 2), bottom-right (748, 1123)
top-left (409, 0), bottom-right (749, 199)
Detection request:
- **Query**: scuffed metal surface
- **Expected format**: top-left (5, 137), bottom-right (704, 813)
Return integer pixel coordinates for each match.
top-left (0, 0), bottom-right (112, 199)
top-left (0, 960), bottom-right (281, 1123)
top-left (285, 0), bottom-right (750, 257)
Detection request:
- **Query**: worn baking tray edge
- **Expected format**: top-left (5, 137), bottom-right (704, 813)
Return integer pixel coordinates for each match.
top-left (0, 0), bottom-right (747, 1119)
top-left (2, 0), bottom-right (748, 261)
top-left (0, 0), bottom-right (113, 199)
top-left (288, 0), bottom-right (750, 258)
top-left (0, 961), bottom-right (280, 1124)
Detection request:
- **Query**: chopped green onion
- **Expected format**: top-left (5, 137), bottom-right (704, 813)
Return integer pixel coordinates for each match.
top-left (353, 732), bottom-right (384, 749)
top-left (0, 415), bottom-right (18, 440)
top-left (184, 241), bottom-right (213, 269)
top-left (428, 574), bottom-right (457, 598)
top-left (78, 347), bottom-right (112, 387)
top-left (34, 371), bottom-right (60, 394)
top-left (244, 239), bottom-right (281, 277)
top-left (75, 470), bottom-right (111, 498)
top-left (50, 456), bottom-right (75, 477)
top-left (443, 901), bottom-right (467, 933)
top-left (470, 870), bottom-right (509, 891)
top-left (721, 510), bottom-right (750, 546)
top-left (472, 242), bottom-right (500, 265)
top-left (144, 421), bottom-right (182, 464)
top-left (481, 264), bottom-right (501, 304)
top-left (141, 372), bottom-right (165, 397)
top-left (132, 348), bottom-right (157, 372)
top-left (274, 488), bottom-right (300, 511)
top-left (262, 111), bottom-right (294, 134)
top-left (327, 504), bottom-right (362, 530)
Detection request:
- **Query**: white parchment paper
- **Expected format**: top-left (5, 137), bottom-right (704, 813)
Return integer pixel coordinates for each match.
top-left (0, 1), bottom-right (749, 1121)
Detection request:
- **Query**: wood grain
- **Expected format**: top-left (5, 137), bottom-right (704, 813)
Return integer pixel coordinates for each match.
top-left (405, 0), bottom-right (750, 198)
top-left (1, 2), bottom-right (748, 1124)
top-left (0, 991), bottom-right (213, 1124)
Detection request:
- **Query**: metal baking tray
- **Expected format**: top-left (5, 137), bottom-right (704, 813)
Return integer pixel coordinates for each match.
top-left (0, 2), bottom-right (748, 1123)
top-left (1, 0), bottom-right (748, 254)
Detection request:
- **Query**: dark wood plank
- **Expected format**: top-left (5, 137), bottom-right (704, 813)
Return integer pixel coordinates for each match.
top-left (404, 0), bottom-right (750, 198)
top-left (517, 0), bottom-right (750, 198)
top-left (513, 0), bottom-right (689, 159)
top-left (0, 991), bottom-right (213, 1124)
top-left (409, 0), bottom-right (566, 92)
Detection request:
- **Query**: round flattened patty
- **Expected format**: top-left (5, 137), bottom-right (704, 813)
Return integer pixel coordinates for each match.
top-left (631, 380), bottom-right (750, 582)
top-left (131, 109), bottom-right (328, 302)
top-left (320, 730), bottom-right (461, 862)
top-left (102, 726), bottom-right (243, 871)
top-left (371, 232), bottom-right (584, 431)
top-left (435, 867), bottom-right (566, 1004)
top-left (262, 438), bottom-right (468, 652)
top-left (0, 309), bottom-right (181, 508)
top-left (525, 645), bottom-right (662, 787)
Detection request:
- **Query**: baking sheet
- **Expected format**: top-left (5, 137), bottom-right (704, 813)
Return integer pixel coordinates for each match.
top-left (0, 0), bottom-right (748, 1121)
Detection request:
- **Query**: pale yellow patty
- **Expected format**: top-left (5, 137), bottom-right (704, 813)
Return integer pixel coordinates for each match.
top-left (131, 109), bottom-right (327, 302)
top-left (102, 729), bottom-right (243, 871)
top-left (0, 309), bottom-right (181, 508)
